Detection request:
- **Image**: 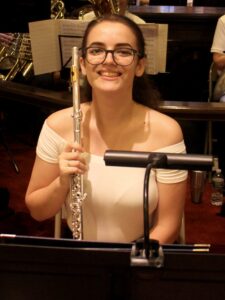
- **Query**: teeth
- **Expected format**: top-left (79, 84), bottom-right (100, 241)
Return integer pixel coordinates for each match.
top-left (100, 72), bottom-right (119, 77)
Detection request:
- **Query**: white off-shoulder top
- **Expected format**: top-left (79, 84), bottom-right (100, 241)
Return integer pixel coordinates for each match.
top-left (37, 121), bottom-right (188, 242)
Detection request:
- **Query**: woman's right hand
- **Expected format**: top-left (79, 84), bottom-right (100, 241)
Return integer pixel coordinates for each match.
top-left (58, 142), bottom-right (87, 187)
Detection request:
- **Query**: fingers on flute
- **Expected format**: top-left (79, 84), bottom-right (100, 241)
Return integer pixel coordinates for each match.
top-left (64, 142), bottom-right (84, 153)
top-left (62, 144), bottom-right (87, 174)
top-left (67, 152), bottom-right (87, 173)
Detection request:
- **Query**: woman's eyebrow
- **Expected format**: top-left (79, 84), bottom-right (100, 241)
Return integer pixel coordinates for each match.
top-left (115, 43), bottom-right (133, 48)
top-left (88, 42), bottom-right (133, 48)
top-left (88, 42), bottom-right (105, 47)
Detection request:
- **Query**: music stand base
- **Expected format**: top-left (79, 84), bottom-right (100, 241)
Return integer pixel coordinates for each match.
top-left (130, 239), bottom-right (164, 268)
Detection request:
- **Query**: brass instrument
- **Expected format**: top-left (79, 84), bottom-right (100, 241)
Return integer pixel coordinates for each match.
top-left (0, 1), bottom-right (65, 81)
top-left (0, 46), bottom-right (11, 66)
top-left (51, 0), bottom-right (65, 19)
top-left (0, 33), bottom-right (23, 79)
top-left (0, 33), bottom-right (21, 64)
top-left (70, 47), bottom-right (87, 240)
top-left (86, 0), bottom-right (120, 17)
top-left (2, 33), bottom-right (33, 81)
top-left (0, 45), bottom-right (5, 57)
top-left (0, 33), bottom-right (33, 81)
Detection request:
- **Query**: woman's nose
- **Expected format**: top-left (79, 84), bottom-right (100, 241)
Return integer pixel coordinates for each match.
top-left (103, 51), bottom-right (116, 65)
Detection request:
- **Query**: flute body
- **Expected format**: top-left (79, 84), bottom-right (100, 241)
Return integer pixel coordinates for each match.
top-left (70, 46), bottom-right (86, 240)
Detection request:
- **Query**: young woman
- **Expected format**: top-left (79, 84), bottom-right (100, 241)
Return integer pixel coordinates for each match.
top-left (25, 14), bottom-right (187, 244)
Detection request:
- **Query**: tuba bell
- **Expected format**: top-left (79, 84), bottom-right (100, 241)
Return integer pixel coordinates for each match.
top-left (51, 0), bottom-right (65, 19)
top-left (85, 0), bottom-right (120, 17)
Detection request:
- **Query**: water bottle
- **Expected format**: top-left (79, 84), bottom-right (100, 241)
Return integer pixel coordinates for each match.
top-left (187, 0), bottom-right (193, 7)
top-left (212, 157), bottom-right (219, 172)
top-left (211, 169), bottom-right (224, 206)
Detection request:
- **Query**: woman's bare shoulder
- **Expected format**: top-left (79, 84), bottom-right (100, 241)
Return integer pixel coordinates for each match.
top-left (46, 107), bottom-right (73, 132)
top-left (150, 109), bottom-right (183, 146)
top-left (46, 103), bottom-right (90, 137)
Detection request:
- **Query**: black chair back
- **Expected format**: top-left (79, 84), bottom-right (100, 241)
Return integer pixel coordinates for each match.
top-left (193, 0), bottom-right (225, 7)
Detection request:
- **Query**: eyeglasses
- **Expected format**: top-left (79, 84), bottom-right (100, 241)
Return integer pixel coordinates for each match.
top-left (82, 47), bottom-right (140, 66)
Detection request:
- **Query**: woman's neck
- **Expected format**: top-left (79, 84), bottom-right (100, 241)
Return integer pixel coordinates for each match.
top-left (82, 91), bottom-right (143, 154)
top-left (91, 90), bottom-right (135, 129)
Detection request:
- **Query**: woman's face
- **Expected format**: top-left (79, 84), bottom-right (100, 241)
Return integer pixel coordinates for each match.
top-left (80, 21), bottom-right (145, 96)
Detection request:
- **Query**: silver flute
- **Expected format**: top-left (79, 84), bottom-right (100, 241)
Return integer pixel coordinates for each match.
top-left (70, 46), bottom-right (86, 240)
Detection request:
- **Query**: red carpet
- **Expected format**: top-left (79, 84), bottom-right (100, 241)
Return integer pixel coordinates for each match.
top-left (0, 132), bottom-right (54, 237)
top-left (185, 179), bottom-right (225, 245)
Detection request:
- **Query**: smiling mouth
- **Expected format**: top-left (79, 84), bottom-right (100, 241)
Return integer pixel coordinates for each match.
top-left (98, 71), bottom-right (122, 77)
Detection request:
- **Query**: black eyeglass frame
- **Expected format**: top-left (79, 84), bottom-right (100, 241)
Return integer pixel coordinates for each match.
top-left (80, 46), bottom-right (142, 66)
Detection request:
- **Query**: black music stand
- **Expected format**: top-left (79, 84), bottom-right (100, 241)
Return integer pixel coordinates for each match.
top-left (104, 149), bottom-right (213, 267)
top-left (1, 234), bottom-right (225, 300)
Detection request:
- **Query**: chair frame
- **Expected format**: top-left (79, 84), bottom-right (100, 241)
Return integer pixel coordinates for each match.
top-left (204, 62), bottom-right (218, 155)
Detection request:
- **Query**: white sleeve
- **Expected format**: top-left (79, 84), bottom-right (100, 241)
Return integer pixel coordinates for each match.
top-left (211, 16), bottom-right (225, 54)
top-left (36, 120), bottom-right (66, 164)
top-left (154, 141), bottom-right (188, 184)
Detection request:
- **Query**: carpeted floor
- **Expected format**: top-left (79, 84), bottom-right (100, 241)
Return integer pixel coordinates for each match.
top-left (1, 128), bottom-right (225, 245)
top-left (0, 129), bottom-right (54, 237)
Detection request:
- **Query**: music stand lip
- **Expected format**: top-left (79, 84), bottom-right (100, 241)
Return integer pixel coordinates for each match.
top-left (104, 150), bottom-right (213, 171)
top-left (0, 234), bottom-right (133, 251)
top-left (0, 234), bottom-right (214, 272)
